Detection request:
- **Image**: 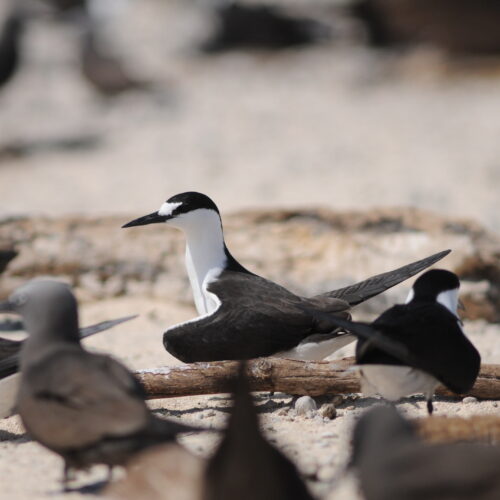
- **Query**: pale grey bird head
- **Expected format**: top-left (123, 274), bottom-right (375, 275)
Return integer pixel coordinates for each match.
top-left (0, 280), bottom-right (80, 343)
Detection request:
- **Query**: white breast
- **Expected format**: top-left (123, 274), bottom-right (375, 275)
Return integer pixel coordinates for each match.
top-left (360, 365), bottom-right (439, 401)
top-left (0, 373), bottom-right (20, 419)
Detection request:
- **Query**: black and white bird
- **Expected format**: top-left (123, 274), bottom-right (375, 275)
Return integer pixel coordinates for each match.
top-left (351, 405), bottom-right (500, 500)
top-left (0, 280), bottom-right (200, 488)
top-left (123, 191), bottom-right (450, 363)
top-left (316, 269), bottom-right (481, 414)
top-left (204, 362), bottom-right (314, 500)
top-left (0, 310), bottom-right (136, 419)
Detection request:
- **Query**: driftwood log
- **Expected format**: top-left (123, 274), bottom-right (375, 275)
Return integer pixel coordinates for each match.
top-left (415, 415), bottom-right (500, 445)
top-left (136, 357), bottom-right (500, 400)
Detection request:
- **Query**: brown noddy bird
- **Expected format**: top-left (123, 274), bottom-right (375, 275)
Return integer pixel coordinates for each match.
top-left (204, 363), bottom-right (314, 500)
top-left (0, 280), bottom-right (200, 488)
top-left (351, 405), bottom-right (500, 500)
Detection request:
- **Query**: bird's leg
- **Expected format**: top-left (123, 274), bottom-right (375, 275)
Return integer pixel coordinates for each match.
top-left (106, 465), bottom-right (113, 483)
top-left (62, 462), bottom-right (74, 492)
top-left (427, 399), bottom-right (434, 415)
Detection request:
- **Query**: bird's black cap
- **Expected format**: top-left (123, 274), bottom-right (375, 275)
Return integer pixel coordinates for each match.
top-left (412, 269), bottom-right (460, 301)
top-left (122, 192), bottom-right (219, 228)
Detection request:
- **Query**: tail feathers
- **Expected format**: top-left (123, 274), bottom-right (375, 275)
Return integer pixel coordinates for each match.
top-left (79, 315), bottom-right (138, 339)
top-left (310, 311), bottom-right (417, 368)
top-left (318, 249), bottom-right (451, 306)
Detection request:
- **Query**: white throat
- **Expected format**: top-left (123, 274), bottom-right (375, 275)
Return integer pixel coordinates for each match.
top-left (169, 208), bottom-right (227, 315)
top-left (436, 288), bottom-right (459, 316)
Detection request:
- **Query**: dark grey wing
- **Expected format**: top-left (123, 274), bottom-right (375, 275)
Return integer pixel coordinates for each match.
top-left (163, 272), bottom-right (324, 362)
top-left (0, 351), bottom-right (19, 379)
top-left (317, 250), bottom-right (451, 305)
top-left (0, 337), bottom-right (21, 361)
top-left (78, 315), bottom-right (138, 339)
top-left (18, 348), bottom-right (150, 450)
top-left (0, 319), bottom-right (23, 332)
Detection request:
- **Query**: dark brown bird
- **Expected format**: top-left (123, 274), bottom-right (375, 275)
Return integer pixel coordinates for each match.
top-left (204, 363), bottom-right (314, 500)
top-left (0, 280), bottom-right (200, 489)
top-left (351, 405), bottom-right (500, 500)
top-left (0, 8), bottom-right (24, 89)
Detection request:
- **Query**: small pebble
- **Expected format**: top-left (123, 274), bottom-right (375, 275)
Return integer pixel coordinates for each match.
top-left (345, 405), bottom-right (355, 411)
top-left (462, 396), bottom-right (478, 403)
top-left (295, 396), bottom-right (317, 415)
top-left (320, 432), bottom-right (338, 439)
top-left (319, 404), bottom-right (337, 420)
top-left (277, 408), bottom-right (288, 416)
top-left (330, 395), bottom-right (344, 407)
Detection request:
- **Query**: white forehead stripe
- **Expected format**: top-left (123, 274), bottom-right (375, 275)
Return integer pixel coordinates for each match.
top-left (404, 289), bottom-right (414, 304)
top-left (158, 201), bottom-right (182, 216)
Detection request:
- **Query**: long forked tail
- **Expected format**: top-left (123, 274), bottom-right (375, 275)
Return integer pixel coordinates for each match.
top-left (318, 249), bottom-right (451, 305)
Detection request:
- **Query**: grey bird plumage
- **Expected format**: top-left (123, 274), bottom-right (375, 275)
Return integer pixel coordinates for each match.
top-left (1, 280), bottom-right (199, 488)
top-left (351, 405), bottom-right (500, 500)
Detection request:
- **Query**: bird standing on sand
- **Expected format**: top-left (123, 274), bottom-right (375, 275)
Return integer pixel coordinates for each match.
top-left (0, 280), bottom-right (200, 488)
top-left (317, 269), bottom-right (481, 414)
top-left (123, 191), bottom-right (449, 363)
top-left (204, 363), bottom-right (314, 500)
top-left (351, 405), bottom-right (500, 500)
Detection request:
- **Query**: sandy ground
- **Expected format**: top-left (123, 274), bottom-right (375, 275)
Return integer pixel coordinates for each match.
top-left (0, 0), bottom-right (499, 498)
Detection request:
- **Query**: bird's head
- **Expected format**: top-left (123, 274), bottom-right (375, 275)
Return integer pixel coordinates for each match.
top-left (122, 191), bottom-right (222, 234)
top-left (0, 280), bottom-right (79, 339)
top-left (406, 269), bottom-right (463, 316)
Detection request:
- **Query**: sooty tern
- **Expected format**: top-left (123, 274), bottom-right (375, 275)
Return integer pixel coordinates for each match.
top-left (0, 280), bottom-right (200, 488)
top-left (317, 269), bottom-right (481, 414)
top-left (123, 192), bottom-right (450, 363)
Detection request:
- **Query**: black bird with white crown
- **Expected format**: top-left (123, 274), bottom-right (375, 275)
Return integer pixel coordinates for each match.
top-left (123, 192), bottom-right (450, 363)
top-left (315, 269), bottom-right (481, 414)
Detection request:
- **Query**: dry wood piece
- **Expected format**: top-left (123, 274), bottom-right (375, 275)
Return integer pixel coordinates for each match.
top-left (415, 415), bottom-right (500, 445)
top-left (136, 357), bottom-right (500, 400)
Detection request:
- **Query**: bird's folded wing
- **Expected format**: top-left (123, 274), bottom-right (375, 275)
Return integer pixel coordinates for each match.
top-left (318, 249), bottom-right (451, 305)
top-left (19, 350), bottom-right (149, 449)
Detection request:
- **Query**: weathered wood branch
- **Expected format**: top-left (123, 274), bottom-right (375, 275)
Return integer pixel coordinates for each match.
top-left (415, 415), bottom-right (500, 445)
top-left (136, 357), bottom-right (500, 400)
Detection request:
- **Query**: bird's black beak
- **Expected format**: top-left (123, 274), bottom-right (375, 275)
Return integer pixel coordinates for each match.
top-left (0, 300), bottom-right (14, 313)
top-left (122, 212), bottom-right (169, 228)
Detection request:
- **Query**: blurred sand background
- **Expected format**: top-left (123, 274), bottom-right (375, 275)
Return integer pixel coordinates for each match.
top-left (0, 0), bottom-right (499, 498)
